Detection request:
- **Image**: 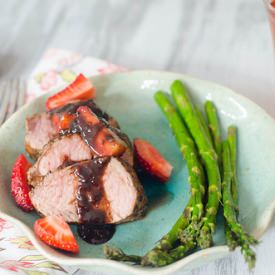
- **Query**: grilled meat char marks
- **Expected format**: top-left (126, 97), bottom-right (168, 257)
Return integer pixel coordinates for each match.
top-left (29, 157), bottom-right (148, 224)
top-left (25, 100), bottom-right (120, 159)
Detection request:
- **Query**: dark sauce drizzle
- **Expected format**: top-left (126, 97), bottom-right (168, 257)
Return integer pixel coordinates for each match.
top-left (77, 224), bottom-right (116, 245)
top-left (75, 157), bottom-right (110, 224)
top-left (49, 99), bottom-right (111, 121)
top-left (75, 158), bottom-right (116, 244)
top-left (51, 99), bottom-right (112, 136)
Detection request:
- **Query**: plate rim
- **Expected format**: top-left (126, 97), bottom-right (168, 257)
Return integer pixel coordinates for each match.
top-left (0, 69), bottom-right (275, 274)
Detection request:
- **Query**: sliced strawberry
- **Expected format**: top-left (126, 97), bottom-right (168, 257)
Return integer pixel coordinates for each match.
top-left (11, 154), bottom-right (33, 212)
top-left (77, 106), bottom-right (127, 156)
top-left (46, 74), bottom-right (96, 110)
top-left (34, 216), bottom-right (79, 253)
top-left (134, 138), bottom-right (173, 183)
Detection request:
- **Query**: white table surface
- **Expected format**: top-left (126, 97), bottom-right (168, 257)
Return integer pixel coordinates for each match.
top-left (0, 0), bottom-right (274, 274)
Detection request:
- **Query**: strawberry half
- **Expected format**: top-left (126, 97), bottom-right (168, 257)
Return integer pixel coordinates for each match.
top-left (34, 216), bottom-right (79, 253)
top-left (46, 74), bottom-right (96, 110)
top-left (10, 154), bottom-right (33, 212)
top-left (134, 138), bottom-right (173, 183)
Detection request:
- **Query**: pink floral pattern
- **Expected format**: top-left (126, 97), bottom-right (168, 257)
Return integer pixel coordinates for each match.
top-left (0, 255), bottom-right (67, 274)
top-left (0, 48), bottom-right (127, 274)
top-left (27, 48), bottom-right (128, 100)
top-left (39, 70), bottom-right (58, 91)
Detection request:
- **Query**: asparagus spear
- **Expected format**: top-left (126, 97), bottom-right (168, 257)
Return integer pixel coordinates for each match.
top-left (204, 101), bottom-right (238, 248)
top-left (103, 246), bottom-right (142, 264)
top-left (195, 106), bottom-right (213, 147)
top-left (228, 126), bottom-right (238, 211)
top-left (154, 92), bottom-right (205, 226)
top-left (171, 80), bottom-right (221, 249)
top-left (225, 225), bottom-right (238, 250)
top-left (204, 101), bottom-right (222, 162)
top-left (223, 126), bottom-right (239, 249)
top-left (221, 140), bottom-right (258, 269)
top-left (142, 240), bottom-right (196, 266)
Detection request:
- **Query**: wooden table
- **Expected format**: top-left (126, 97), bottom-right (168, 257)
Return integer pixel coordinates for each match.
top-left (0, 0), bottom-right (274, 274)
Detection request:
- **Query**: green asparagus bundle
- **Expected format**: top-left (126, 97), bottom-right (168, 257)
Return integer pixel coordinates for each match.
top-left (171, 80), bottom-right (221, 248)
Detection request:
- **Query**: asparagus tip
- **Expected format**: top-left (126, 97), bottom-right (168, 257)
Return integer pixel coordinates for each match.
top-left (103, 245), bottom-right (141, 264)
top-left (103, 245), bottom-right (124, 259)
top-left (198, 225), bottom-right (213, 249)
top-left (141, 249), bottom-right (168, 267)
top-left (241, 245), bottom-right (256, 270)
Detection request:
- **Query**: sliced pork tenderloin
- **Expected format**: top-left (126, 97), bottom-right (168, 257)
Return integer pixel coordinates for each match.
top-left (25, 100), bottom-right (119, 159)
top-left (27, 118), bottom-right (129, 185)
top-left (29, 157), bottom-right (148, 224)
top-left (27, 133), bottom-right (92, 185)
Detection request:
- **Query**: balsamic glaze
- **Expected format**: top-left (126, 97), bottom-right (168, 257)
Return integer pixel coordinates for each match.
top-left (75, 157), bottom-right (110, 224)
top-left (75, 158), bottom-right (116, 245)
top-left (49, 99), bottom-right (111, 121)
top-left (77, 224), bottom-right (116, 245)
top-left (50, 99), bottom-right (113, 136)
top-left (74, 112), bottom-right (116, 156)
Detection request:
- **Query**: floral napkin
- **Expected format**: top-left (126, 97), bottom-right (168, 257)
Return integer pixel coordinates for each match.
top-left (0, 48), bottom-right (127, 275)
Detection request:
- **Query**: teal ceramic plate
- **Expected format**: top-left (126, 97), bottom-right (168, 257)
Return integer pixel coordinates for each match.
top-left (0, 71), bottom-right (275, 274)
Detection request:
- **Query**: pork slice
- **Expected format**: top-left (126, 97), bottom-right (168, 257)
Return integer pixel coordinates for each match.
top-left (112, 127), bottom-right (134, 166)
top-left (29, 157), bottom-right (148, 224)
top-left (102, 157), bottom-right (147, 223)
top-left (25, 100), bottom-right (120, 159)
top-left (25, 113), bottom-right (56, 159)
top-left (29, 167), bottom-right (79, 223)
top-left (27, 133), bottom-right (92, 185)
